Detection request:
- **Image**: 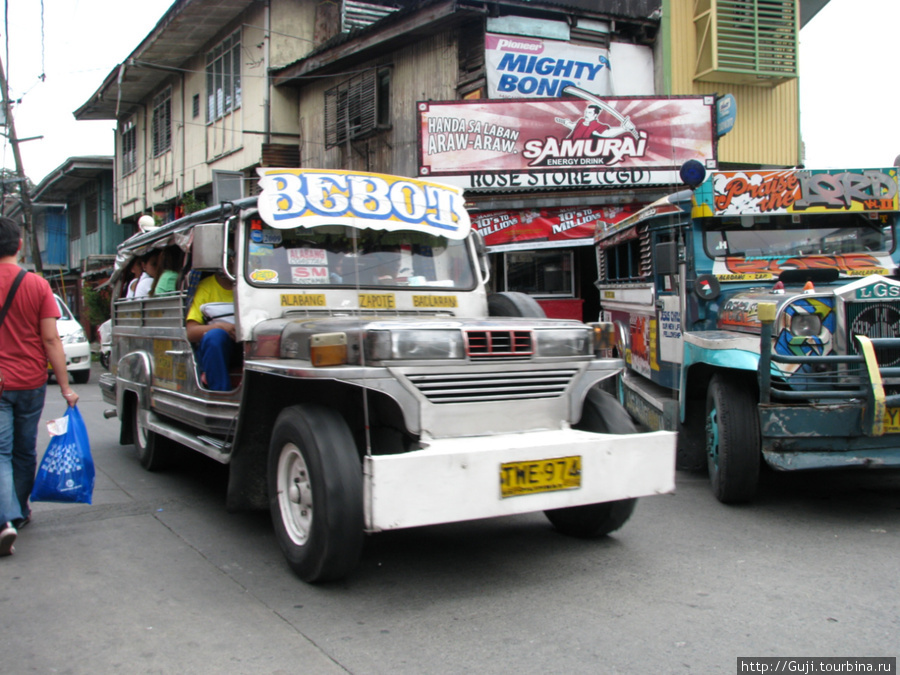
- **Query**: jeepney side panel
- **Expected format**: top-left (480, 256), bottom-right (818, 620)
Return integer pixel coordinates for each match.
top-left (596, 214), bottom-right (692, 392)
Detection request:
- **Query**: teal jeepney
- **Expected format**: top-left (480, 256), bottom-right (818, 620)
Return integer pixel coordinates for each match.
top-left (595, 167), bottom-right (900, 503)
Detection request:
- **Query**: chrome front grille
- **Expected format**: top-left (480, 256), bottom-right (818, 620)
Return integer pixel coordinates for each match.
top-left (406, 368), bottom-right (578, 404)
top-left (465, 330), bottom-right (533, 359)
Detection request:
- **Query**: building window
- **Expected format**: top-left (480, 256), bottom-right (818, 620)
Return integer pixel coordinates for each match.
top-left (122, 119), bottom-right (137, 176)
top-left (206, 30), bottom-right (242, 122)
top-left (152, 88), bottom-right (172, 157)
top-left (192, 94), bottom-right (200, 119)
top-left (324, 67), bottom-right (391, 149)
top-left (694, 0), bottom-right (797, 86)
top-left (69, 204), bottom-right (81, 241)
top-left (505, 250), bottom-right (574, 297)
top-left (85, 193), bottom-right (98, 235)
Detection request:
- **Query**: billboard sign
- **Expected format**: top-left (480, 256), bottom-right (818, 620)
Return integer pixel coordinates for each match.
top-left (418, 92), bottom-right (716, 190)
top-left (474, 204), bottom-right (643, 248)
top-left (485, 33), bottom-right (612, 99)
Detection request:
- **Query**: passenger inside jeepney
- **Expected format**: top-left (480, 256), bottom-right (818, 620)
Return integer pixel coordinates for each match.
top-left (150, 245), bottom-right (183, 296)
top-left (186, 255), bottom-right (239, 391)
top-left (123, 257), bottom-right (144, 298)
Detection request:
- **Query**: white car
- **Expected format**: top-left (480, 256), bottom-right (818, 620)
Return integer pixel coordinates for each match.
top-left (53, 294), bottom-right (91, 384)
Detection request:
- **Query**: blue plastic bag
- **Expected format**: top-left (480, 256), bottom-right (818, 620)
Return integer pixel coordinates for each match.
top-left (30, 405), bottom-right (94, 504)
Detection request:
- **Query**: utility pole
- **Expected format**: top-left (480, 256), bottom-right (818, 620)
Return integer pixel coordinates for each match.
top-left (0, 55), bottom-right (43, 276)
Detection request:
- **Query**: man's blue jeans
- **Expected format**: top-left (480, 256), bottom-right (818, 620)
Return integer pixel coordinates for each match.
top-left (198, 328), bottom-right (238, 391)
top-left (0, 385), bottom-right (46, 524)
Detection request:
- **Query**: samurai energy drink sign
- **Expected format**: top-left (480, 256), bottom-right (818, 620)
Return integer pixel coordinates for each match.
top-left (417, 91), bottom-right (715, 189)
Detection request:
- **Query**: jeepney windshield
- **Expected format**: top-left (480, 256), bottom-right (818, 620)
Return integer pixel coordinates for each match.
top-left (244, 218), bottom-right (476, 289)
top-left (702, 212), bottom-right (896, 258)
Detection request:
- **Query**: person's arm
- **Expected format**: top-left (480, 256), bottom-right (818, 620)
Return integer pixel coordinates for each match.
top-left (41, 317), bottom-right (78, 407)
top-left (186, 319), bottom-right (235, 343)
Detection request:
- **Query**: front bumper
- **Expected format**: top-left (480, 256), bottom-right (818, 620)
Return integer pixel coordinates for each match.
top-left (364, 428), bottom-right (676, 531)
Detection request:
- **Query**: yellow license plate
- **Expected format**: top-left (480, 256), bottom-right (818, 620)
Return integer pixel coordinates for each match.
top-left (885, 407), bottom-right (900, 433)
top-left (500, 455), bottom-right (581, 498)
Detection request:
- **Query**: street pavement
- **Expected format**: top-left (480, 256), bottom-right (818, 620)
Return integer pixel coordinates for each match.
top-left (2, 362), bottom-right (345, 674)
top-left (3, 361), bottom-right (900, 674)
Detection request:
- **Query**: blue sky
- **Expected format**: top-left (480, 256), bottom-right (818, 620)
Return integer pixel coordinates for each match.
top-left (1, 0), bottom-right (895, 185)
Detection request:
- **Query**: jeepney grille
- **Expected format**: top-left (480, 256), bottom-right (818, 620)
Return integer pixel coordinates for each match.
top-left (846, 301), bottom-right (900, 367)
top-left (406, 368), bottom-right (577, 404)
top-left (465, 330), bottom-right (533, 359)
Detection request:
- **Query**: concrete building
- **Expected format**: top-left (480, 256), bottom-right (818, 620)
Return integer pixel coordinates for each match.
top-left (75, 0), bottom-right (831, 322)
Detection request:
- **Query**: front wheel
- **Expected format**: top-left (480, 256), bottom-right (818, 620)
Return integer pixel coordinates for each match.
top-left (706, 373), bottom-right (760, 503)
top-left (545, 387), bottom-right (639, 537)
top-left (268, 405), bottom-right (364, 583)
top-left (132, 400), bottom-right (175, 471)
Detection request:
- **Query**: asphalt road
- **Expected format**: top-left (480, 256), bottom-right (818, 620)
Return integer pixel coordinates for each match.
top-left (4, 362), bottom-right (899, 674)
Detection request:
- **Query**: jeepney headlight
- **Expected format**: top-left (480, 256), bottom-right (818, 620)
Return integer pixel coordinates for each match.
top-left (790, 313), bottom-right (822, 337)
top-left (366, 329), bottom-right (464, 361)
top-left (535, 328), bottom-right (593, 357)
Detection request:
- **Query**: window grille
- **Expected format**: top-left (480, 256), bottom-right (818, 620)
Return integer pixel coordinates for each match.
top-left (121, 119), bottom-right (137, 176)
top-left (152, 88), bottom-right (172, 157)
top-left (324, 68), bottom-right (390, 149)
top-left (694, 0), bottom-right (797, 86)
top-left (206, 30), bottom-right (242, 122)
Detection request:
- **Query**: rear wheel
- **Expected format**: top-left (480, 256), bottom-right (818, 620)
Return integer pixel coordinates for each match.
top-left (132, 401), bottom-right (175, 471)
top-left (545, 388), bottom-right (639, 537)
top-left (268, 405), bottom-right (364, 582)
top-left (706, 373), bottom-right (760, 503)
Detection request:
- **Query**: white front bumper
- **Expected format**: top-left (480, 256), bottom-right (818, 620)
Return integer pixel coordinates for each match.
top-left (364, 428), bottom-right (676, 531)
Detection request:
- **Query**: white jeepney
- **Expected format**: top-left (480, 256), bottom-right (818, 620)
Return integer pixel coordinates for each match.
top-left (100, 169), bottom-right (675, 581)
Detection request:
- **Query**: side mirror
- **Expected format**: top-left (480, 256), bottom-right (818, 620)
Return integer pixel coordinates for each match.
top-left (471, 231), bottom-right (491, 284)
top-left (192, 223), bottom-right (225, 270)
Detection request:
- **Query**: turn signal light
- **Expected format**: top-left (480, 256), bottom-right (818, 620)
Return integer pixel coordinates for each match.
top-left (590, 322), bottom-right (617, 353)
top-left (310, 332), bottom-right (348, 366)
top-left (802, 281), bottom-right (815, 294)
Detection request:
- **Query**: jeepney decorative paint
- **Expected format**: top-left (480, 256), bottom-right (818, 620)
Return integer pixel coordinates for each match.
top-left (693, 168), bottom-right (900, 218)
top-left (256, 169), bottom-right (471, 239)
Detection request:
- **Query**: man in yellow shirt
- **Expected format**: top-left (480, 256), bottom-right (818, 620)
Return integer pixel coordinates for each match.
top-left (185, 270), bottom-right (237, 391)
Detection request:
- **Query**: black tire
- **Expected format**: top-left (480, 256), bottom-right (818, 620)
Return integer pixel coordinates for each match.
top-left (575, 387), bottom-right (636, 434)
top-left (268, 404), bottom-right (364, 583)
top-left (545, 387), bottom-right (638, 537)
top-left (545, 498), bottom-right (638, 538)
top-left (487, 292), bottom-right (546, 318)
top-left (705, 373), bottom-right (760, 504)
top-left (100, 352), bottom-right (110, 370)
top-left (132, 401), bottom-right (175, 471)
top-left (72, 369), bottom-right (90, 385)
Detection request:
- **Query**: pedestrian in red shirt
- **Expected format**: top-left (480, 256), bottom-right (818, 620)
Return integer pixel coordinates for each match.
top-left (0, 216), bottom-right (79, 557)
